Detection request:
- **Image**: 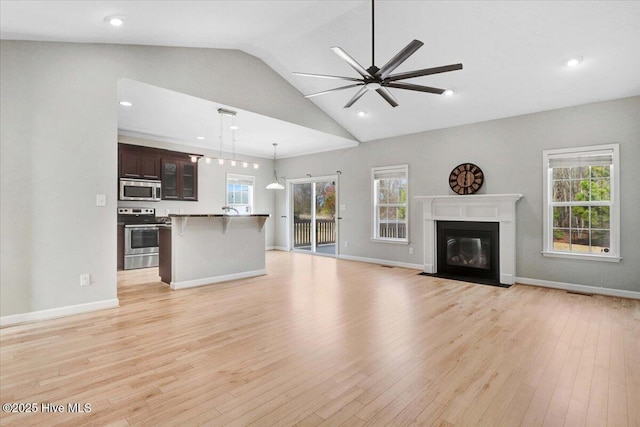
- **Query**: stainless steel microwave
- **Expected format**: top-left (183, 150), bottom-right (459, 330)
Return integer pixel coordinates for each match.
top-left (119, 178), bottom-right (161, 202)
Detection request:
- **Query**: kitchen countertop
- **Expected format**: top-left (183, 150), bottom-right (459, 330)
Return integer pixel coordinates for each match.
top-left (167, 214), bottom-right (270, 218)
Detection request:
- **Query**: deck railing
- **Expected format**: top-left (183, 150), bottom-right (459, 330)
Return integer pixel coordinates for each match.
top-left (293, 219), bottom-right (407, 246)
top-left (294, 219), bottom-right (335, 247)
top-left (378, 221), bottom-right (407, 239)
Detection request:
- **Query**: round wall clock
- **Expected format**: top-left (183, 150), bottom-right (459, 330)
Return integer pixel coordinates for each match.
top-left (449, 163), bottom-right (484, 195)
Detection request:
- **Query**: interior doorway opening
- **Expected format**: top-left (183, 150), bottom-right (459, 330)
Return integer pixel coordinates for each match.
top-left (289, 176), bottom-right (338, 257)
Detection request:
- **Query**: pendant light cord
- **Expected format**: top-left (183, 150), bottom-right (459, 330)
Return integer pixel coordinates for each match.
top-left (273, 143), bottom-right (279, 183)
top-left (218, 111), bottom-right (224, 158)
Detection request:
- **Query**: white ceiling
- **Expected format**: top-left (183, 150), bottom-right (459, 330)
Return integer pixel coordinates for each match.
top-left (3, 1), bottom-right (640, 154)
top-left (117, 78), bottom-right (358, 159)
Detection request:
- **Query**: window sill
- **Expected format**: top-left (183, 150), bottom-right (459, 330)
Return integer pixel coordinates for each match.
top-left (371, 238), bottom-right (409, 245)
top-left (542, 251), bottom-right (622, 263)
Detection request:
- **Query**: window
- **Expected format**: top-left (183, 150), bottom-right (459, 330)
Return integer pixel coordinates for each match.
top-left (372, 165), bottom-right (408, 243)
top-left (226, 174), bottom-right (254, 214)
top-left (542, 143), bottom-right (620, 261)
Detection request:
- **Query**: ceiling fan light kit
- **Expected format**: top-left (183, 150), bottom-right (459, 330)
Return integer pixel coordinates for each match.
top-left (294, 0), bottom-right (462, 108)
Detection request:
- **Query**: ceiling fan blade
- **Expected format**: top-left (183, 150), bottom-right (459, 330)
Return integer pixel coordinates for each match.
top-left (331, 47), bottom-right (374, 79)
top-left (375, 87), bottom-right (399, 107)
top-left (293, 72), bottom-right (362, 82)
top-left (304, 83), bottom-right (364, 98)
top-left (377, 39), bottom-right (424, 79)
top-left (385, 63), bottom-right (463, 82)
top-left (343, 86), bottom-right (369, 108)
top-left (384, 82), bottom-right (445, 94)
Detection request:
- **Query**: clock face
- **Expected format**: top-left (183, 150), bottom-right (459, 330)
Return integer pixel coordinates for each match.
top-left (449, 163), bottom-right (484, 195)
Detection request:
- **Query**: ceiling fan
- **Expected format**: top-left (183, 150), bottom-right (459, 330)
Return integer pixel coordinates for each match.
top-left (293, 0), bottom-right (463, 108)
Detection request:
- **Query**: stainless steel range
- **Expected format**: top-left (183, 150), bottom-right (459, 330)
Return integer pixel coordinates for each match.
top-left (118, 208), bottom-right (163, 270)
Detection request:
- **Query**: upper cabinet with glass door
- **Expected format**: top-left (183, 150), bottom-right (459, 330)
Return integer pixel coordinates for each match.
top-left (161, 156), bottom-right (198, 201)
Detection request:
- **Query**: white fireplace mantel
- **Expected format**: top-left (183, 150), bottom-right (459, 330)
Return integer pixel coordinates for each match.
top-left (415, 194), bottom-right (523, 285)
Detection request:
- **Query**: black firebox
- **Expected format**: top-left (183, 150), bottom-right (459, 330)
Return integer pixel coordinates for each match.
top-left (435, 221), bottom-right (504, 287)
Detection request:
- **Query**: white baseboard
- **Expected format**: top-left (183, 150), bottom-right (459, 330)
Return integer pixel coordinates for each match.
top-left (338, 254), bottom-right (423, 270)
top-left (170, 269), bottom-right (267, 290)
top-left (266, 246), bottom-right (287, 251)
top-left (516, 277), bottom-right (640, 300)
top-left (0, 298), bottom-right (120, 327)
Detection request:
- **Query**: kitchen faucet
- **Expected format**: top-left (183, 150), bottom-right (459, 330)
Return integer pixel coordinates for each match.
top-left (221, 206), bottom-right (239, 215)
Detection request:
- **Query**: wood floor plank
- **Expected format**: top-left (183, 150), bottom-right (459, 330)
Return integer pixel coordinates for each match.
top-left (1, 251), bottom-right (638, 426)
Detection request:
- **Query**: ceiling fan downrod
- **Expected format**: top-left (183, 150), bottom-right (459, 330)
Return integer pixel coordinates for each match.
top-left (371, 0), bottom-right (375, 68)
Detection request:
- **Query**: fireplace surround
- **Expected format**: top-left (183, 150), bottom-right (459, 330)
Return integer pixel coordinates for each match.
top-left (415, 194), bottom-right (523, 285)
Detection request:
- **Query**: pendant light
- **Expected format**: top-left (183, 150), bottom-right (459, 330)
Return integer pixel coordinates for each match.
top-left (266, 143), bottom-right (285, 190)
top-left (204, 108), bottom-right (259, 169)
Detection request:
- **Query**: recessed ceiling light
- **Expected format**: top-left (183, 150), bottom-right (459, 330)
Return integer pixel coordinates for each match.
top-left (229, 125), bottom-right (239, 130)
top-left (357, 111), bottom-right (367, 117)
top-left (105, 15), bottom-right (125, 27)
top-left (196, 136), bottom-right (205, 140)
top-left (564, 56), bottom-right (583, 67)
top-left (119, 101), bottom-right (132, 107)
top-left (443, 88), bottom-right (455, 96)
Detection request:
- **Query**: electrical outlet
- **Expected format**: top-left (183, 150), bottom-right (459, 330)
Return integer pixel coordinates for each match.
top-left (80, 273), bottom-right (91, 287)
top-left (344, 241), bottom-right (349, 248)
top-left (409, 247), bottom-right (414, 255)
top-left (165, 209), bottom-right (170, 216)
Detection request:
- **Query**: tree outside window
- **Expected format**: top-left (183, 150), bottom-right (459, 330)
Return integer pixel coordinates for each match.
top-left (543, 144), bottom-right (620, 261)
top-left (372, 165), bottom-right (409, 242)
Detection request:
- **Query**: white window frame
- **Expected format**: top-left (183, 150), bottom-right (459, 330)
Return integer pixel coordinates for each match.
top-left (372, 164), bottom-right (409, 244)
top-left (226, 173), bottom-right (255, 214)
top-left (542, 143), bottom-right (621, 262)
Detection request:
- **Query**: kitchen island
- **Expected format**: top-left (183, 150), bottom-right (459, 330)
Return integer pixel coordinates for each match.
top-left (159, 214), bottom-right (269, 290)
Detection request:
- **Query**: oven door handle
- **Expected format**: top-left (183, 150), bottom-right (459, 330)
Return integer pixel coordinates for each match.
top-left (124, 224), bottom-right (160, 228)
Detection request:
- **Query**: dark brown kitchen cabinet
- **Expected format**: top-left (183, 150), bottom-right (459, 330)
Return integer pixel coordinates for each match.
top-left (117, 224), bottom-right (124, 270)
top-left (161, 157), bottom-right (198, 201)
top-left (159, 227), bottom-right (171, 284)
top-left (118, 143), bottom-right (199, 201)
top-left (119, 144), bottom-right (161, 180)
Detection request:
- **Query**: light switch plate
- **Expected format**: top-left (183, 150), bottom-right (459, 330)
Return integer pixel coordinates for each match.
top-left (96, 194), bottom-right (107, 206)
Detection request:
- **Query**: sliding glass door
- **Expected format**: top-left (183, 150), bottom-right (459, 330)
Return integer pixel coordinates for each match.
top-left (291, 178), bottom-right (337, 256)
top-left (293, 182), bottom-right (313, 252)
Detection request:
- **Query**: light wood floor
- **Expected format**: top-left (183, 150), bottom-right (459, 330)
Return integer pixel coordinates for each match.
top-left (1, 251), bottom-right (638, 426)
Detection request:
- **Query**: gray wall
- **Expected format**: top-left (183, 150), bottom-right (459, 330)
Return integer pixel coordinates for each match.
top-left (1, 39), bottom-right (638, 320)
top-left (277, 97), bottom-right (640, 292)
top-left (0, 40), bottom-right (351, 317)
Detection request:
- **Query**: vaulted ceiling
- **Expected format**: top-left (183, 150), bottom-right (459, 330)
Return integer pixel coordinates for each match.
top-left (2, 1), bottom-right (639, 156)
